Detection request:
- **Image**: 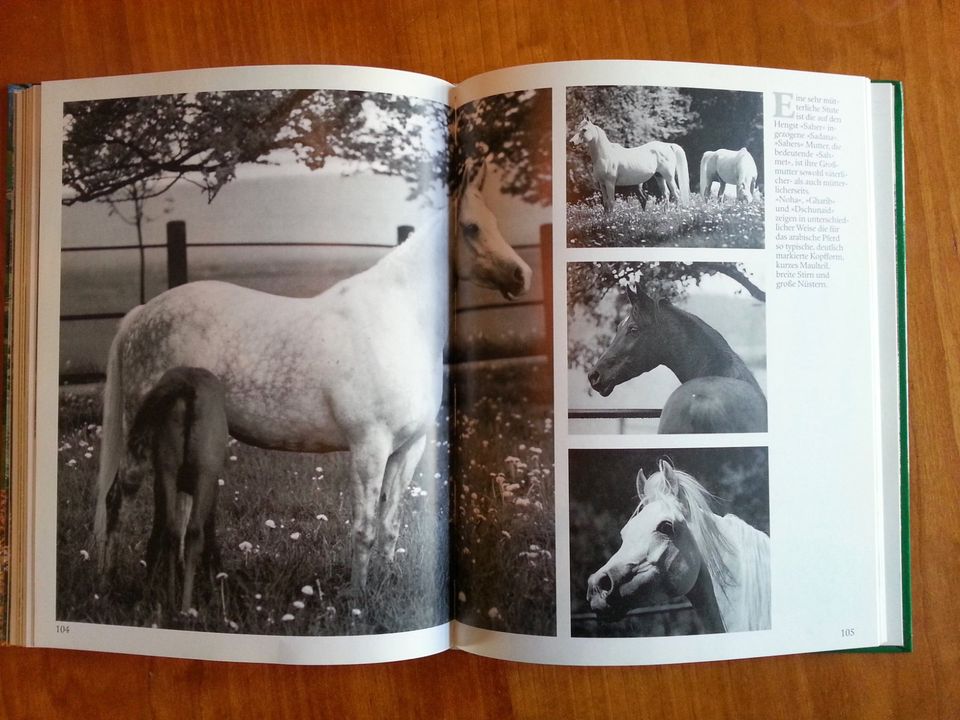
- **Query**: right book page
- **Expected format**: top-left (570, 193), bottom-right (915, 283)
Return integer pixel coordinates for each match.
top-left (451, 60), bottom-right (897, 665)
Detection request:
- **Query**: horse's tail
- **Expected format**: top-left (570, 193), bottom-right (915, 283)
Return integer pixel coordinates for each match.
top-left (699, 151), bottom-right (713, 199)
top-left (175, 492), bottom-right (194, 564)
top-left (672, 144), bottom-right (690, 203)
top-left (94, 305), bottom-right (145, 552)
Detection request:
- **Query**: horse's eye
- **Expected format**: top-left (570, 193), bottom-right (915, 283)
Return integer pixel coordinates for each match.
top-left (627, 324), bottom-right (640, 335)
top-left (657, 521), bottom-right (674, 536)
top-left (462, 223), bottom-right (479, 238)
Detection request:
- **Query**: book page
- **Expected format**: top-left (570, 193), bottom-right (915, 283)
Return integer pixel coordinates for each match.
top-left (28, 65), bottom-right (455, 664)
top-left (451, 61), bottom-right (891, 665)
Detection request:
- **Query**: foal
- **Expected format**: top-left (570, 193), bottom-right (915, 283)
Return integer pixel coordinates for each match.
top-left (126, 366), bottom-right (228, 615)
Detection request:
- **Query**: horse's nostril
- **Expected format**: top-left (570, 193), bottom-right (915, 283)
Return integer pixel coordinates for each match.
top-left (514, 266), bottom-right (526, 284)
top-left (598, 573), bottom-right (613, 593)
top-left (588, 370), bottom-right (600, 386)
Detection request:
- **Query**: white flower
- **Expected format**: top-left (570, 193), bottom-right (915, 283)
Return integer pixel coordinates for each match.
top-left (229, 455), bottom-right (238, 462)
top-left (228, 621), bottom-right (239, 631)
top-left (238, 541), bottom-right (253, 553)
top-left (301, 585), bottom-right (315, 596)
top-left (264, 519), bottom-right (276, 529)
top-left (79, 549), bottom-right (90, 561)
top-left (293, 601), bottom-right (305, 610)
top-left (316, 514), bottom-right (328, 522)
top-left (281, 614), bottom-right (295, 622)
top-left (216, 572), bottom-right (228, 581)
top-left (487, 607), bottom-right (500, 620)
top-left (289, 532), bottom-right (301, 540)
top-left (351, 608), bottom-right (362, 617)
top-left (457, 591), bottom-right (467, 603)
top-left (217, 478), bottom-right (225, 487)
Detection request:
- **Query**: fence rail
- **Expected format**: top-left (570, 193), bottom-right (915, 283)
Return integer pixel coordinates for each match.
top-left (568, 408), bottom-right (662, 419)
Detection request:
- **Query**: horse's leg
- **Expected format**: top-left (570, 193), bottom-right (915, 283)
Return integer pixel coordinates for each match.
top-left (182, 469), bottom-right (217, 614)
top-left (601, 177), bottom-right (616, 213)
top-left (156, 468), bottom-right (180, 614)
top-left (653, 175), bottom-right (668, 204)
top-left (377, 433), bottom-right (427, 562)
top-left (349, 432), bottom-right (392, 596)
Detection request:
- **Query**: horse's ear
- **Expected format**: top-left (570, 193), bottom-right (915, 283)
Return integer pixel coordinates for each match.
top-left (627, 285), bottom-right (657, 314)
top-left (659, 458), bottom-right (679, 494)
top-left (635, 468), bottom-right (647, 500)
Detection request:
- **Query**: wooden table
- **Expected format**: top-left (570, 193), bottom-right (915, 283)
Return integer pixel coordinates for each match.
top-left (1, 1), bottom-right (957, 717)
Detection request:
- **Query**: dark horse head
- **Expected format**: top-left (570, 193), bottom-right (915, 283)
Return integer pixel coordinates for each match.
top-left (587, 287), bottom-right (667, 397)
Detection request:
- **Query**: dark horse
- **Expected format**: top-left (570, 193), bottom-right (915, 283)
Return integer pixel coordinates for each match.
top-left (124, 366), bottom-right (228, 614)
top-left (587, 287), bottom-right (767, 433)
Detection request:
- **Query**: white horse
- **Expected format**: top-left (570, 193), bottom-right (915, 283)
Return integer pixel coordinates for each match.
top-left (571, 119), bottom-right (690, 213)
top-left (94, 157), bottom-right (532, 595)
top-left (586, 459), bottom-right (770, 633)
top-left (700, 148), bottom-right (759, 202)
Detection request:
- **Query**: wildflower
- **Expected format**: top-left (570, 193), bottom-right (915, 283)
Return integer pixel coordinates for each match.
top-left (487, 607), bottom-right (501, 620)
top-left (501, 531), bottom-right (511, 540)
top-left (187, 608), bottom-right (199, 618)
top-left (457, 591), bottom-right (467, 603)
top-left (217, 478), bottom-right (225, 487)
top-left (301, 585), bottom-right (315, 596)
top-left (229, 455), bottom-right (238, 462)
top-left (216, 572), bottom-right (228, 581)
top-left (228, 621), bottom-right (239, 631)
top-left (289, 532), bottom-right (301, 540)
top-left (83, 452), bottom-right (93, 459)
top-left (316, 514), bottom-right (328, 522)
top-left (293, 601), bottom-right (305, 610)
top-left (138, 559), bottom-right (147, 568)
top-left (281, 614), bottom-right (295, 622)
top-left (396, 548), bottom-right (407, 555)
top-left (264, 519), bottom-right (276, 529)
top-left (254, 593), bottom-right (262, 600)
top-left (66, 459), bottom-right (77, 467)
top-left (79, 549), bottom-right (90, 561)
top-left (238, 541), bottom-right (253, 553)
top-left (351, 608), bottom-right (362, 617)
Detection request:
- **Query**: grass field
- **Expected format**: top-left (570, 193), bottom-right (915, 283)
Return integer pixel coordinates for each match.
top-left (55, 387), bottom-right (449, 636)
top-left (567, 194), bottom-right (764, 249)
top-left (452, 359), bottom-right (556, 636)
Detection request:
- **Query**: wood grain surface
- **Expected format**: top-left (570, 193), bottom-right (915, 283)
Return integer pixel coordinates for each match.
top-left (1, 1), bottom-right (958, 718)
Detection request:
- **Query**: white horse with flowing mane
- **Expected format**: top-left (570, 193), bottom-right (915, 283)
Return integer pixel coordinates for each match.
top-left (586, 459), bottom-right (770, 633)
top-left (700, 147), bottom-right (759, 202)
top-left (571, 118), bottom-right (690, 213)
top-left (94, 156), bottom-right (531, 596)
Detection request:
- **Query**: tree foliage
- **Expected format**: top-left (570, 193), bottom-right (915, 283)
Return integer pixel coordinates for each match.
top-left (454, 89), bottom-right (552, 206)
top-left (62, 89), bottom-right (449, 206)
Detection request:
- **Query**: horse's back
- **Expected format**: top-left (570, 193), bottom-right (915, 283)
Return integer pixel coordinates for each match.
top-left (658, 376), bottom-right (767, 434)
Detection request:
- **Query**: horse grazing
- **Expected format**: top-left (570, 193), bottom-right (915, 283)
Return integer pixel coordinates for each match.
top-left (587, 286), bottom-right (767, 433)
top-left (586, 459), bottom-right (771, 633)
top-left (571, 119), bottom-right (690, 213)
top-left (123, 367), bottom-right (227, 614)
top-left (95, 157), bottom-right (532, 597)
top-left (700, 148), bottom-right (758, 202)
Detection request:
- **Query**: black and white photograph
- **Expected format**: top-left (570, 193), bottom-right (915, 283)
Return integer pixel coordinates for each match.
top-left (567, 260), bottom-right (767, 435)
top-left (452, 88), bottom-right (557, 636)
top-left (569, 447), bottom-right (770, 638)
top-left (566, 85), bottom-right (764, 249)
top-left (55, 87), bottom-right (455, 636)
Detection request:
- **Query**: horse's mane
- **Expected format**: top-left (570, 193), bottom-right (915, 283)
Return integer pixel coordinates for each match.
top-left (637, 467), bottom-right (736, 593)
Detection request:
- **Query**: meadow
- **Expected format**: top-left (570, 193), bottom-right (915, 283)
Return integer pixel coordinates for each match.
top-left (566, 193), bottom-right (764, 249)
top-left (452, 359), bottom-right (556, 636)
top-left (55, 387), bottom-right (450, 636)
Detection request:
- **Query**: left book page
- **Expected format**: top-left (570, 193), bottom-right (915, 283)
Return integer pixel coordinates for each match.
top-left (19, 65), bottom-right (454, 664)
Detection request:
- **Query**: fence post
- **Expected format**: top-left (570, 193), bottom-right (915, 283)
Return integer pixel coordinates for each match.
top-left (397, 225), bottom-right (415, 245)
top-left (540, 223), bottom-right (553, 378)
top-left (167, 221), bottom-right (188, 288)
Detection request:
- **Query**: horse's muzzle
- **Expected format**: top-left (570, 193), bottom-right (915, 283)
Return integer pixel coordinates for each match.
top-left (587, 369), bottom-right (615, 397)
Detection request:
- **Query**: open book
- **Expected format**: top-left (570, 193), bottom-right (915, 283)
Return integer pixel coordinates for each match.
top-left (3, 61), bottom-right (908, 665)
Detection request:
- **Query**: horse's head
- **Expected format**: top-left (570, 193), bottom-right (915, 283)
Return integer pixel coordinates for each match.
top-left (587, 460), bottom-right (704, 622)
top-left (587, 286), bottom-right (666, 397)
top-left (455, 157), bottom-right (532, 300)
top-left (570, 118), bottom-right (600, 147)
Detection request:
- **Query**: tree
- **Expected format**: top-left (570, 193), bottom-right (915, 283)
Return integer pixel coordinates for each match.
top-left (454, 89), bottom-right (551, 206)
top-left (62, 89), bottom-right (449, 207)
